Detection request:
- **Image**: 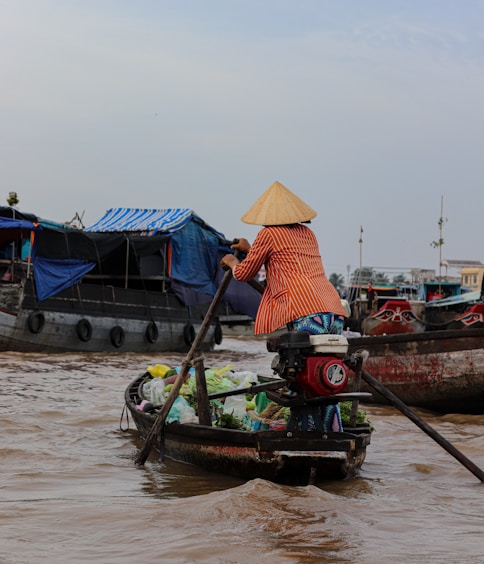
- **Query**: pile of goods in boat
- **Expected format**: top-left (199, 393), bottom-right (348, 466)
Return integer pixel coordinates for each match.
top-left (137, 362), bottom-right (369, 431)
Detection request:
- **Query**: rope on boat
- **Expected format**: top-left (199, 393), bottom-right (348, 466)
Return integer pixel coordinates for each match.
top-left (423, 317), bottom-right (460, 329)
top-left (181, 355), bottom-right (205, 370)
top-left (119, 402), bottom-right (130, 432)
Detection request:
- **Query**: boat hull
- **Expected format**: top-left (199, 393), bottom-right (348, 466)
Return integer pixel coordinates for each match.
top-left (0, 280), bottom-right (216, 353)
top-left (348, 328), bottom-right (484, 414)
top-left (125, 376), bottom-right (372, 485)
top-left (361, 299), bottom-right (426, 336)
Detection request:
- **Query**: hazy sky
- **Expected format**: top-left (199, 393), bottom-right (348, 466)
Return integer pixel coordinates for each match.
top-left (2, 1), bottom-right (483, 279)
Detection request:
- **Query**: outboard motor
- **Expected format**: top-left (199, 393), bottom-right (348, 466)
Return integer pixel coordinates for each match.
top-left (267, 332), bottom-right (349, 398)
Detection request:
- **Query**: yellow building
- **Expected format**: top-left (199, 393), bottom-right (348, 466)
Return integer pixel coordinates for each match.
top-left (461, 265), bottom-right (484, 292)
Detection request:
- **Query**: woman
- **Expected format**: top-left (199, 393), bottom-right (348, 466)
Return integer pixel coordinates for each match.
top-left (221, 180), bottom-right (347, 336)
top-left (222, 180), bottom-right (347, 433)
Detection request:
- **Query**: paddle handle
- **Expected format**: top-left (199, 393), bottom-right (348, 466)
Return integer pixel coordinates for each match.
top-left (349, 357), bottom-right (363, 426)
top-left (208, 378), bottom-right (287, 400)
top-left (361, 369), bottom-right (484, 482)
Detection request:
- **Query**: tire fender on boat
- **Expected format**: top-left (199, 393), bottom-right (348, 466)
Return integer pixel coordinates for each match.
top-left (110, 325), bottom-right (125, 348)
top-left (183, 323), bottom-right (195, 346)
top-left (145, 321), bottom-right (159, 343)
top-left (27, 311), bottom-right (45, 334)
top-left (76, 318), bottom-right (92, 342)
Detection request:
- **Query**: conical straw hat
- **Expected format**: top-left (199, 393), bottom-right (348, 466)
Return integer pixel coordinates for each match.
top-left (241, 181), bottom-right (317, 225)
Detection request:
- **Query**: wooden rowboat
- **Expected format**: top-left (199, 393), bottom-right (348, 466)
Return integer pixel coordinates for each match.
top-left (124, 374), bottom-right (372, 486)
top-left (347, 327), bottom-right (484, 414)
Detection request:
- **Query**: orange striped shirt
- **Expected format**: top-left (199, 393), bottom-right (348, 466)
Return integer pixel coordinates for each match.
top-left (233, 224), bottom-right (346, 335)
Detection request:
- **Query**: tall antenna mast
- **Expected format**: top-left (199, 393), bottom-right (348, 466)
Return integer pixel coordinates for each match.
top-left (359, 225), bottom-right (363, 281)
top-left (438, 195), bottom-right (444, 281)
top-left (431, 195), bottom-right (446, 290)
top-left (358, 225), bottom-right (363, 318)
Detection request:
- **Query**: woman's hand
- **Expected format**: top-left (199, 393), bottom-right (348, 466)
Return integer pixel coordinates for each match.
top-left (221, 254), bottom-right (240, 271)
top-left (230, 238), bottom-right (251, 253)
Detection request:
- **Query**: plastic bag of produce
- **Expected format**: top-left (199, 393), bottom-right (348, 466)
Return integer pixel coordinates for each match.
top-left (142, 378), bottom-right (166, 405)
top-left (146, 364), bottom-right (171, 378)
top-left (222, 395), bottom-right (252, 430)
top-left (167, 396), bottom-right (197, 424)
top-left (229, 371), bottom-right (259, 389)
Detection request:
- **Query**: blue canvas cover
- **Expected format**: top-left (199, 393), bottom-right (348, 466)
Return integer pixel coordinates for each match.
top-left (33, 258), bottom-right (96, 301)
top-left (0, 216), bottom-right (41, 247)
top-left (169, 220), bottom-right (221, 295)
top-left (0, 217), bottom-right (40, 231)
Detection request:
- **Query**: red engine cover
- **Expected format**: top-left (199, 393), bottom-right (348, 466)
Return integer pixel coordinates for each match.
top-left (296, 356), bottom-right (348, 397)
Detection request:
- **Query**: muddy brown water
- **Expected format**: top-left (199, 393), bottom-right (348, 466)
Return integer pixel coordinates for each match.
top-left (0, 337), bottom-right (482, 563)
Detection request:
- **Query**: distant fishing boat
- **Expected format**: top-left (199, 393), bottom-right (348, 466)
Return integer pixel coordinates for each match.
top-left (347, 281), bottom-right (483, 335)
top-left (347, 327), bottom-right (484, 414)
top-left (361, 299), bottom-right (426, 335)
top-left (425, 289), bottom-right (484, 330)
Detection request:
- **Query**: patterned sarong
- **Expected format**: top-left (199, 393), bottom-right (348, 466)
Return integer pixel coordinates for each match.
top-left (289, 312), bottom-right (345, 335)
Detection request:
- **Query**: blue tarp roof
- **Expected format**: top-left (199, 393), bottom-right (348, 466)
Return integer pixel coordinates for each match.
top-left (0, 217), bottom-right (41, 251)
top-left (0, 217), bottom-right (41, 231)
top-left (85, 207), bottom-right (223, 237)
top-left (425, 290), bottom-right (481, 308)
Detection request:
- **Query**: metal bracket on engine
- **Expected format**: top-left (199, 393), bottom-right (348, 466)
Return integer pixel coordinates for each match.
top-left (267, 331), bottom-right (312, 379)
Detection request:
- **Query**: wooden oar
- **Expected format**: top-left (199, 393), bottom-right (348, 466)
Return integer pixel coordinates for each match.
top-left (349, 355), bottom-right (363, 427)
top-left (208, 378), bottom-right (287, 400)
top-left (194, 356), bottom-right (212, 426)
top-left (135, 262), bottom-right (236, 466)
top-left (360, 368), bottom-right (484, 482)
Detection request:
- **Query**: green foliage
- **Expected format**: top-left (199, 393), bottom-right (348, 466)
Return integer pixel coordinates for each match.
top-left (274, 406), bottom-right (291, 421)
top-left (351, 268), bottom-right (389, 286)
top-left (215, 412), bottom-right (245, 429)
top-left (373, 272), bottom-right (390, 285)
top-left (430, 206), bottom-right (447, 249)
top-left (351, 267), bottom-right (375, 285)
top-left (339, 401), bottom-right (369, 425)
top-left (392, 273), bottom-right (409, 285)
top-left (6, 192), bottom-right (19, 207)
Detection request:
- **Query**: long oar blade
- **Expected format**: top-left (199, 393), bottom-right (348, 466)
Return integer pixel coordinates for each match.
top-left (361, 368), bottom-right (484, 482)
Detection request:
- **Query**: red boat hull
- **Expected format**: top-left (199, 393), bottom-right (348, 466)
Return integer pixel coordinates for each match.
top-left (348, 328), bottom-right (484, 414)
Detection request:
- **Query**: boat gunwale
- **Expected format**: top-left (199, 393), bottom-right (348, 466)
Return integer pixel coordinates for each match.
top-left (125, 376), bottom-right (372, 453)
top-left (348, 326), bottom-right (484, 347)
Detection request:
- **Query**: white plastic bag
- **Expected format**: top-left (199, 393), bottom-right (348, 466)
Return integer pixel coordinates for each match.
top-left (230, 371), bottom-right (259, 389)
top-left (142, 378), bottom-right (166, 405)
top-left (222, 395), bottom-right (247, 419)
top-left (222, 395), bottom-right (252, 430)
top-left (166, 396), bottom-right (197, 424)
